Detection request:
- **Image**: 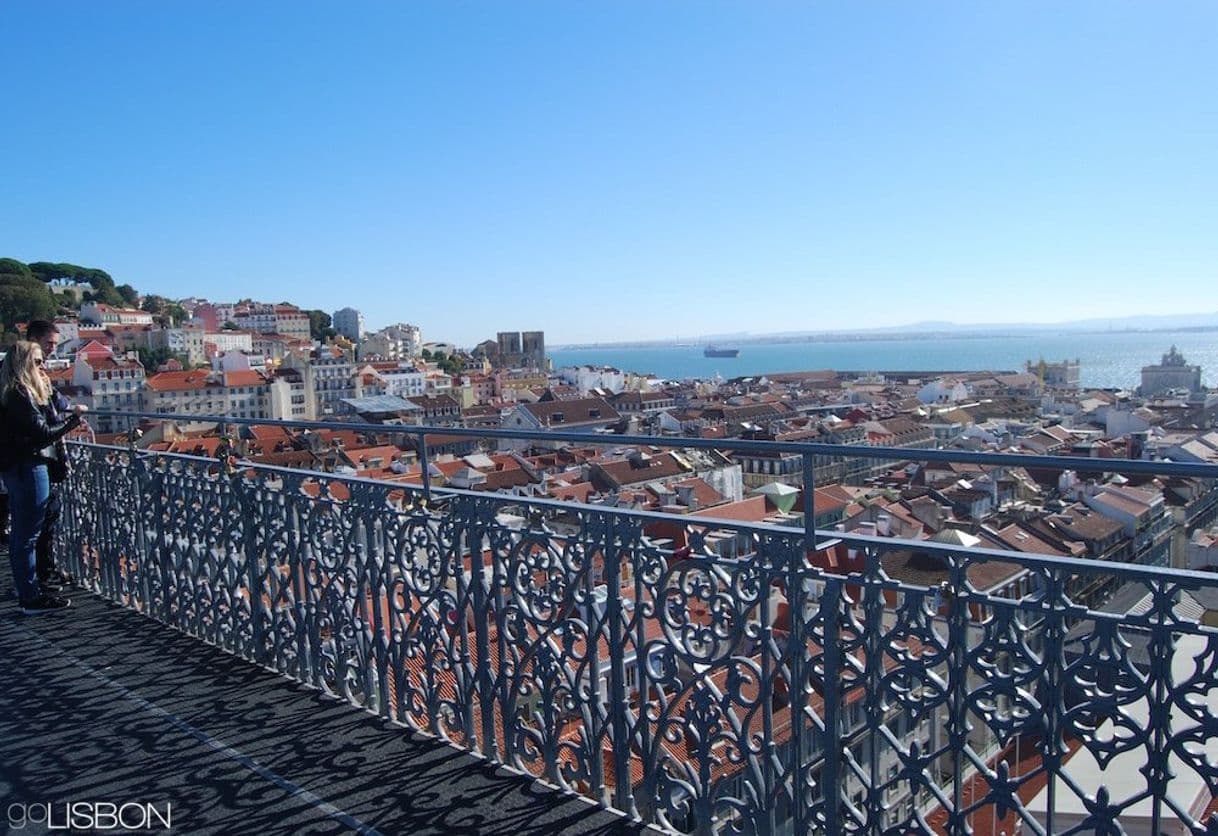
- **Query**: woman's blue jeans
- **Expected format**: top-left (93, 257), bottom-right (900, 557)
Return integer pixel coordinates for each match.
top-left (3, 462), bottom-right (50, 604)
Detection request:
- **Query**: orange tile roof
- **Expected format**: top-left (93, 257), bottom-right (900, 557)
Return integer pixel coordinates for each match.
top-left (350, 445), bottom-right (404, 467)
top-left (168, 437), bottom-right (227, 456)
top-left (247, 424), bottom-right (296, 443)
top-left (548, 481), bottom-right (596, 502)
top-left (668, 476), bottom-right (726, 508)
top-left (85, 357), bottom-right (142, 372)
top-left (222, 370), bottom-right (267, 388)
top-left (147, 370), bottom-right (212, 391)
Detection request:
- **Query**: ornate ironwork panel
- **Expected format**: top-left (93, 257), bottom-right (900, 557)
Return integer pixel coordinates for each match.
top-left (57, 442), bottom-right (1218, 835)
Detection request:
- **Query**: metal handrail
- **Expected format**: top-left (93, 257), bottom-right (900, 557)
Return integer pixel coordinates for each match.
top-left (72, 440), bottom-right (1218, 590)
top-left (86, 408), bottom-right (1218, 480)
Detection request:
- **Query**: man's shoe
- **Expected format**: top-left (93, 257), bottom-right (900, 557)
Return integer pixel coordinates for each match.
top-left (40, 579), bottom-right (64, 594)
top-left (20, 595), bottom-right (71, 615)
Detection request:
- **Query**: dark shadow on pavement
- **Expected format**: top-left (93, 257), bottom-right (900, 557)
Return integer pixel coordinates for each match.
top-left (0, 591), bottom-right (651, 836)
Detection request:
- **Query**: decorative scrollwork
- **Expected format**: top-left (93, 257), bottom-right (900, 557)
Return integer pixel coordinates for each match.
top-left (54, 441), bottom-right (1218, 835)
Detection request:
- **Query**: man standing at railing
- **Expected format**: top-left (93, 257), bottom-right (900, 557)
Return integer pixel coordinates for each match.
top-left (25, 321), bottom-right (75, 594)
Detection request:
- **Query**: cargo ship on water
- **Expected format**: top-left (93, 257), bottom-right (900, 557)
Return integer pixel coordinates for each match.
top-left (703, 346), bottom-right (740, 358)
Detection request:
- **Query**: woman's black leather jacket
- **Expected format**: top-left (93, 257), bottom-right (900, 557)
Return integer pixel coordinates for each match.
top-left (0, 388), bottom-right (81, 471)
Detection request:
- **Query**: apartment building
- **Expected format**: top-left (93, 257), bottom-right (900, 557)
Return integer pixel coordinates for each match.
top-left (79, 302), bottom-right (154, 327)
top-left (69, 341), bottom-right (147, 432)
top-left (144, 369), bottom-right (272, 421)
top-left (333, 307), bottom-right (364, 342)
top-left (232, 303), bottom-right (310, 341)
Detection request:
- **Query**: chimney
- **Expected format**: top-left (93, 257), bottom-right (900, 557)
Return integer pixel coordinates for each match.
top-left (876, 513), bottom-right (891, 537)
top-left (676, 484), bottom-right (698, 509)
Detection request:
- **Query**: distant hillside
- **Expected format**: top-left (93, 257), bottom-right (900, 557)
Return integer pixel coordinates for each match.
top-left (0, 258), bottom-right (131, 341)
top-left (721, 312), bottom-right (1218, 340)
top-left (0, 257), bottom-right (335, 346)
top-left (555, 312), bottom-right (1218, 350)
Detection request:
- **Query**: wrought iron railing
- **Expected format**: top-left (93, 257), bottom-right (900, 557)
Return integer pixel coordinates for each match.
top-left (55, 411), bottom-right (1218, 835)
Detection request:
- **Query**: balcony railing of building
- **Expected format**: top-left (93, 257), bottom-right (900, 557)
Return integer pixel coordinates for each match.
top-left (57, 410), bottom-right (1218, 835)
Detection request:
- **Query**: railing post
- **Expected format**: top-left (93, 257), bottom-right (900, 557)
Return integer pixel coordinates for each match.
top-left (790, 452), bottom-right (815, 833)
top-left (1146, 582), bottom-right (1176, 836)
top-left (757, 547), bottom-right (776, 836)
top-left (821, 577), bottom-right (843, 835)
top-left (632, 535), bottom-right (655, 824)
top-left (369, 515), bottom-right (393, 720)
top-left (96, 452), bottom-right (124, 600)
top-left (604, 514), bottom-right (640, 817)
top-left (418, 431), bottom-right (432, 504)
top-left (132, 453), bottom-right (155, 615)
top-left (1039, 570), bottom-right (1067, 836)
top-left (466, 500), bottom-right (498, 759)
top-left (149, 456), bottom-right (171, 619)
top-left (583, 513), bottom-right (606, 801)
top-left (944, 567), bottom-right (969, 836)
top-left (240, 473), bottom-right (268, 666)
top-left (287, 501), bottom-right (312, 684)
top-left (860, 555), bottom-right (886, 834)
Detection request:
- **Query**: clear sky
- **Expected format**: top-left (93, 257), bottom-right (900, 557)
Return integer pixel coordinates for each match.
top-left (2, 1), bottom-right (1215, 346)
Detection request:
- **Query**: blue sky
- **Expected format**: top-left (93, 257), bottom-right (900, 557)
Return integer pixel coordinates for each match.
top-left (2, 1), bottom-right (1215, 346)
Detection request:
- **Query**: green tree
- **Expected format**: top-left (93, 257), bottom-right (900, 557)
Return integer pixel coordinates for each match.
top-left (141, 294), bottom-right (169, 321)
top-left (428, 350), bottom-right (465, 375)
top-left (140, 294), bottom-right (188, 326)
top-left (29, 261), bottom-right (124, 306)
top-left (116, 284), bottom-right (139, 306)
top-left (306, 309), bottom-right (332, 341)
top-left (136, 346), bottom-right (189, 373)
top-left (439, 354), bottom-right (466, 375)
top-left (1, 258), bottom-right (59, 341)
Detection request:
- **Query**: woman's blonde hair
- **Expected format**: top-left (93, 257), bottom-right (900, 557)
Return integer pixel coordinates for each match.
top-left (0, 340), bottom-right (52, 405)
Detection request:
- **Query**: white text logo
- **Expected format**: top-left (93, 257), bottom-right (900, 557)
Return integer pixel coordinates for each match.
top-left (7, 801), bottom-right (172, 831)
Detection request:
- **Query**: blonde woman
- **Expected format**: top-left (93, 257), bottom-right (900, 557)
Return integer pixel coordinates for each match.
top-left (0, 341), bottom-right (86, 613)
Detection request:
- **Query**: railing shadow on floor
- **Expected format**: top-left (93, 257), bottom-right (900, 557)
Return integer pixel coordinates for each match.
top-left (0, 591), bottom-right (645, 835)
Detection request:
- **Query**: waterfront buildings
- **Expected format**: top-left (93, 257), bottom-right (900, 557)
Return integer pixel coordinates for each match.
top-left (1026, 356), bottom-right (1081, 388)
top-left (1140, 345), bottom-right (1202, 396)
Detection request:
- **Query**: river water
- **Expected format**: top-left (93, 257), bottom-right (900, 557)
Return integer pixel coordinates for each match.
top-left (549, 331), bottom-right (1218, 390)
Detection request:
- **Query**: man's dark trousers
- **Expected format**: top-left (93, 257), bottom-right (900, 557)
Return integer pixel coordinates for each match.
top-left (35, 484), bottom-right (61, 581)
